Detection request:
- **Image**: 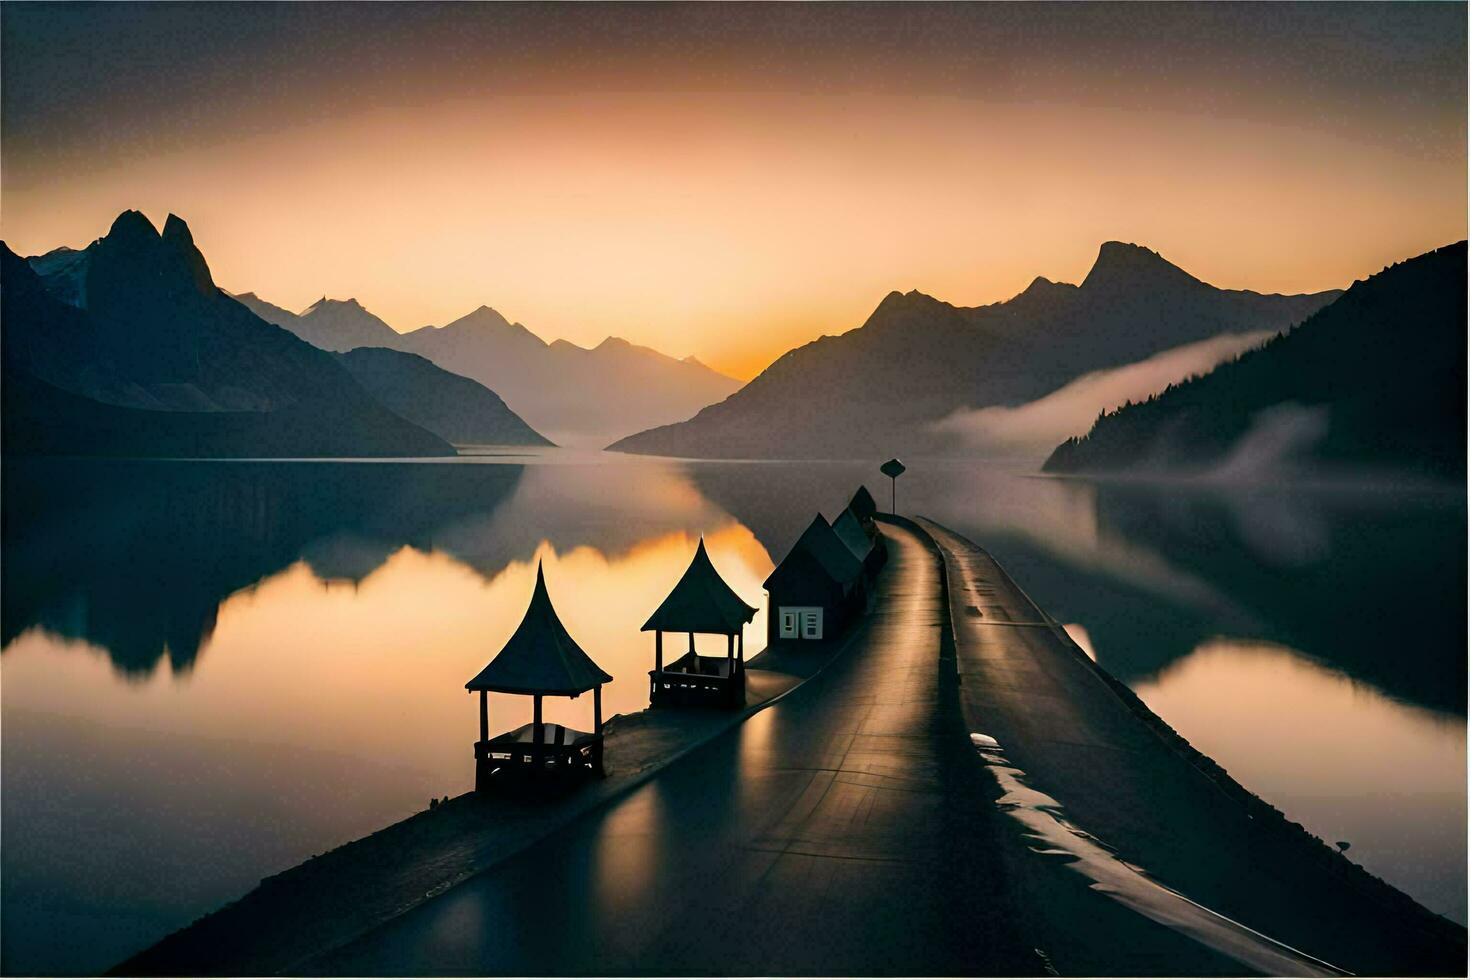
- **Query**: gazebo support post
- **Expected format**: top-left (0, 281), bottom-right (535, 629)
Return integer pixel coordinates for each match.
top-left (726, 632), bottom-right (734, 672)
top-left (655, 630), bottom-right (663, 672)
top-left (479, 690), bottom-right (489, 743)
top-left (593, 683), bottom-right (606, 777)
top-left (532, 694), bottom-right (544, 769)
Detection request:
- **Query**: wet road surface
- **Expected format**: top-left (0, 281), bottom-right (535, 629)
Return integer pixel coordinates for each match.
top-left (312, 522), bottom-right (1033, 976)
top-left (923, 517), bottom-right (1464, 977)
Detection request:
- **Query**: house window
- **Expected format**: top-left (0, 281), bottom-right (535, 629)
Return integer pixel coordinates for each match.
top-left (801, 609), bottom-right (823, 639)
top-left (779, 606), bottom-right (823, 640)
top-left (780, 609), bottom-right (798, 639)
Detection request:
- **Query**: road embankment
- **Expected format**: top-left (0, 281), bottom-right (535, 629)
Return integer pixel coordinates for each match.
top-left (918, 516), bottom-right (1466, 977)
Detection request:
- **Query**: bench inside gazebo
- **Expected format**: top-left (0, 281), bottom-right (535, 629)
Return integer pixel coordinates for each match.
top-left (466, 561), bottom-right (613, 791)
top-left (478, 722), bottom-right (603, 775)
top-left (644, 538), bottom-right (758, 709)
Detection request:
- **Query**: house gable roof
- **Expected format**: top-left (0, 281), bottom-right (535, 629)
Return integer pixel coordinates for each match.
top-left (762, 513), bottom-right (863, 591)
top-left (832, 508), bottom-right (874, 562)
top-left (848, 485), bottom-right (878, 522)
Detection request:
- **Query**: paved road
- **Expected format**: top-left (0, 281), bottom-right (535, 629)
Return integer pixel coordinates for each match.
top-left (313, 522), bottom-right (1034, 976)
top-left (922, 518), bottom-right (1464, 978)
top-left (308, 518), bottom-right (1462, 977)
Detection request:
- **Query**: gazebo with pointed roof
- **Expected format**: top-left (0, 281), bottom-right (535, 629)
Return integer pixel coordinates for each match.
top-left (466, 561), bottom-right (612, 791)
top-left (643, 538), bottom-right (758, 708)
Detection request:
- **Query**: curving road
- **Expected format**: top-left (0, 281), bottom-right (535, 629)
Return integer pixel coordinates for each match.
top-left (311, 522), bottom-right (1033, 976)
top-left (923, 517), bottom-right (1464, 978)
top-left (307, 519), bottom-right (1462, 976)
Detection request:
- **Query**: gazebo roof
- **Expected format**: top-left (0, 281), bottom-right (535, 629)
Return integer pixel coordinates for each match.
top-left (642, 538), bottom-right (757, 634)
top-left (849, 485), bottom-right (878, 522)
top-left (832, 508), bottom-right (874, 562)
top-left (763, 514), bottom-right (863, 590)
top-left (466, 561), bottom-right (612, 696)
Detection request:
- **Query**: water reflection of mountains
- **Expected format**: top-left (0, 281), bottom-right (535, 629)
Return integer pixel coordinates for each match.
top-left (991, 485), bottom-right (1467, 717)
top-left (680, 461), bottom-right (1466, 716)
top-left (1, 458), bottom-right (742, 677)
top-left (6, 458), bottom-right (1462, 719)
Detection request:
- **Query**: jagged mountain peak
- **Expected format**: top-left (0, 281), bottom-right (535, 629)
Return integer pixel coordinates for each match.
top-left (442, 304), bottom-right (517, 332)
top-left (160, 213), bottom-right (214, 291)
top-left (161, 213), bottom-right (193, 244)
top-left (106, 209), bottom-right (159, 241)
top-left (870, 288), bottom-right (949, 317)
top-left (304, 296), bottom-right (365, 313)
top-left (92, 208), bottom-right (215, 296)
top-left (860, 288), bottom-right (958, 333)
top-left (1081, 240), bottom-right (1201, 292)
top-left (1013, 275), bottom-right (1080, 301)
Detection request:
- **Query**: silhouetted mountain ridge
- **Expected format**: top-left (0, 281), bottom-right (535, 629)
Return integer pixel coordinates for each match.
top-left (4, 212), bottom-right (453, 457)
top-left (239, 290), bottom-right (740, 445)
top-left (392, 310), bottom-right (742, 445)
top-left (1044, 241), bottom-right (1468, 479)
top-left (332, 347), bottom-right (552, 446)
top-left (611, 242), bottom-right (1339, 458)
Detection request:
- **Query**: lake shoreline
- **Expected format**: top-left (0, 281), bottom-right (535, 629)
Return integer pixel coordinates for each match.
top-left (111, 612), bottom-right (869, 975)
top-left (67, 503), bottom-right (1468, 976)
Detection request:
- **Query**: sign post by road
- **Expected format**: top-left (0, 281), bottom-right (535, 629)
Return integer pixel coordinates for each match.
top-left (880, 458), bottom-right (906, 515)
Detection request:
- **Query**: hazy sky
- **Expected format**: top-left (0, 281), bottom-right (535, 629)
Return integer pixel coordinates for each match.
top-left (3, 2), bottom-right (1465, 378)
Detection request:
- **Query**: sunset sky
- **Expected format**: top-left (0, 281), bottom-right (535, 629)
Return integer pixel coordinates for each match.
top-left (3, 3), bottom-right (1465, 379)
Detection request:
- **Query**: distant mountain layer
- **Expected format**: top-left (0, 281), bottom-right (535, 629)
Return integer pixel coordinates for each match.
top-left (236, 293), bottom-right (402, 352)
top-left (4, 212), bottom-right (453, 458)
top-left (333, 347), bottom-right (552, 446)
top-left (1043, 242), bottom-right (1467, 480)
top-left (609, 242), bottom-right (1339, 458)
top-left (237, 296), bottom-right (742, 445)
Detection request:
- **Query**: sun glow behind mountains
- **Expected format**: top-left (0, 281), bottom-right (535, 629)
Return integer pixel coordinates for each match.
top-left (2, 3), bottom-right (1464, 379)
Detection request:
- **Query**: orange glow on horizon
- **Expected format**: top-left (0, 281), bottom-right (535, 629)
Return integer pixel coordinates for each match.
top-left (4, 90), bottom-right (1464, 380)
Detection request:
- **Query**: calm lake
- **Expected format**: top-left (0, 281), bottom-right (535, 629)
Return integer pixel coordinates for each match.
top-left (3, 452), bottom-right (1464, 973)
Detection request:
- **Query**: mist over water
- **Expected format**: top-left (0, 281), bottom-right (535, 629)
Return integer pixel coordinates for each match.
top-left (931, 331), bottom-right (1274, 453)
top-left (1, 452), bottom-right (1463, 973)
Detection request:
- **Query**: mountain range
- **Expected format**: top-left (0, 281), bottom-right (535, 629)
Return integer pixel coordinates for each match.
top-left (609, 243), bottom-right (1340, 458)
top-left (1043, 242), bottom-right (1467, 480)
top-left (237, 294), bottom-right (742, 445)
top-left (3, 212), bottom-right (546, 457)
top-left (332, 347), bottom-right (551, 447)
top-left (235, 293), bottom-right (401, 352)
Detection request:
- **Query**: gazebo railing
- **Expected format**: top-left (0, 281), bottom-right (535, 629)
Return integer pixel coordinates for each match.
top-left (474, 723), bottom-right (604, 789)
top-left (650, 650), bottom-right (745, 708)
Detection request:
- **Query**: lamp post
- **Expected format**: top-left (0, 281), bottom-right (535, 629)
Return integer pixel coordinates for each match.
top-left (880, 458), bottom-right (906, 515)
